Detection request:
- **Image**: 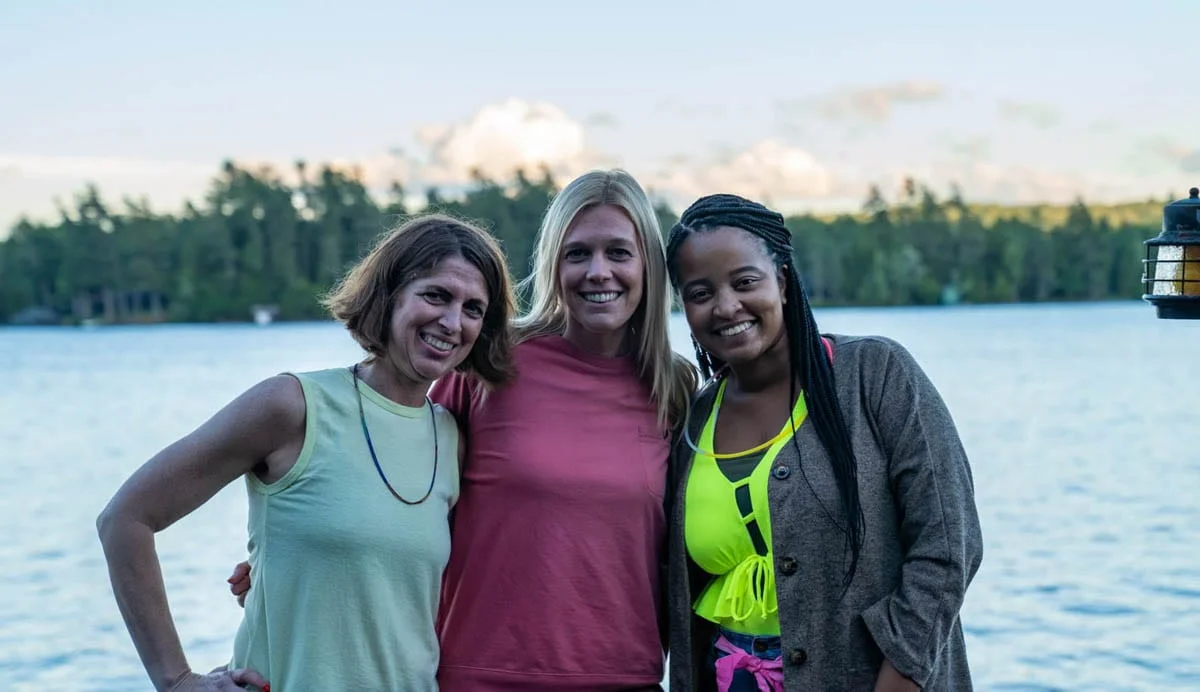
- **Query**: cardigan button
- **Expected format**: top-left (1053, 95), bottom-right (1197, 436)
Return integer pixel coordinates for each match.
top-left (788, 648), bottom-right (808, 666)
top-left (772, 464), bottom-right (791, 480)
top-left (778, 556), bottom-right (797, 575)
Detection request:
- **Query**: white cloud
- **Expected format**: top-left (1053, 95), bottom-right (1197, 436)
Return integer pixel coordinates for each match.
top-left (0, 154), bottom-right (220, 232)
top-left (652, 145), bottom-right (1175, 214)
top-left (0, 151), bottom-right (418, 233)
top-left (413, 98), bottom-right (602, 185)
top-left (649, 139), bottom-right (836, 207)
top-left (781, 81), bottom-right (945, 124)
top-left (870, 160), bottom-right (1170, 207)
top-left (229, 150), bottom-right (415, 189)
top-left (2, 97), bottom-right (1188, 235)
top-left (1146, 138), bottom-right (1200, 174)
top-left (0, 99), bottom-right (605, 231)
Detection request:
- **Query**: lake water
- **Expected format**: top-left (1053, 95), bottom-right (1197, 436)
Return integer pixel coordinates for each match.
top-left (2, 302), bottom-right (1198, 691)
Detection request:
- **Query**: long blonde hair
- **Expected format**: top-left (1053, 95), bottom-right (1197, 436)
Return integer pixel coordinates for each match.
top-left (515, 169), bottom-right (697, 428)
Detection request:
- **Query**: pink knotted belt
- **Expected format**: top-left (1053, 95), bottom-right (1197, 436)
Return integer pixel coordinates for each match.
top-left (713, 632), bottom-right (784, 692)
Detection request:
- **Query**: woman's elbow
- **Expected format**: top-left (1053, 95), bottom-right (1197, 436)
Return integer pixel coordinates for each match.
top-left (959, 517), bottom-right (985, 587)
top-left (96, 499), bottom-right (125, 550)
top-left (969, 534), bottom-right (984, 580)
top-left (96, 495), bottom-right (146, 552)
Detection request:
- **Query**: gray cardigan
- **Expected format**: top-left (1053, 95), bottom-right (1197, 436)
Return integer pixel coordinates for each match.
top-left (665, 334), bottom-right (984, 691)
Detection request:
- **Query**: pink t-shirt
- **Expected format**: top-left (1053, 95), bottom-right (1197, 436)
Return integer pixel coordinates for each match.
top-left (429, 334), bottom-right (670, 691)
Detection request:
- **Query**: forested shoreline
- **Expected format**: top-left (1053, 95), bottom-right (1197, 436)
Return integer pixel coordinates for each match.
top-left (0, 160), bottom-right (1166, 325)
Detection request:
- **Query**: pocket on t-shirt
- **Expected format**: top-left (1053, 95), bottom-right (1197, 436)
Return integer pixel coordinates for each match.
top-left (636, 425), bottom-right (670, 501)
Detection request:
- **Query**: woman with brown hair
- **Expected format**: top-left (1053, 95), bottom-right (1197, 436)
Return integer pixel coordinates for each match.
top-left (97, 214), bottom-right (517, 692)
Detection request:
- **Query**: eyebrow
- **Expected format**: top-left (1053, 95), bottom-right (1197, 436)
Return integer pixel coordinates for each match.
top-left (728, 265), bottom-right (763, 275)
top-left (681, 265), bottom-right (765, 290)
top-left (422, 281), bottom-right (487, 303)
top-left (564, 235), bottom-right (636, 248)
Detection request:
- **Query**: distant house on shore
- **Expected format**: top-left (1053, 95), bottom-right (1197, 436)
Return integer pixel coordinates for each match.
top-left (70, 288), bottom-right (169, 325)
top-left (7, 288), bottom-right (171, 326)
top-left (9, 306), bottom-right (60, 326)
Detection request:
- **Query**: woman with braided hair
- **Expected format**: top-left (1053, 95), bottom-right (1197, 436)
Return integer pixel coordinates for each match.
top-left (663, 193), bottom-right (984, 691)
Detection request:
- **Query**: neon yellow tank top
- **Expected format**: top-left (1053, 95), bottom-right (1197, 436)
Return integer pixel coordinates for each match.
top-left (684, 379), bottom-right (807, 635)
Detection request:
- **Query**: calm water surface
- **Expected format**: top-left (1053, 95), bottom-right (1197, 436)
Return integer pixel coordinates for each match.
top-left (2, 302), bottom-right (1198, 690)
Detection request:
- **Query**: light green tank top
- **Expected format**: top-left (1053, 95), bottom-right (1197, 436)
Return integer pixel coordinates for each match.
top-left (684, 379), bottom-right (807, 635)
top-left (230, 367), bottom-right (459, 691)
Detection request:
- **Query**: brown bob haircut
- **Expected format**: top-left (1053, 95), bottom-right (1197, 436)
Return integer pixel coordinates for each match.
top-left (323, 213), bottom-right (516, 387)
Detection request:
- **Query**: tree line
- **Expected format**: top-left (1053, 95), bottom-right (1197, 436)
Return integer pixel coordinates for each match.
top-left (0, 160), bottom-right (1166, 325)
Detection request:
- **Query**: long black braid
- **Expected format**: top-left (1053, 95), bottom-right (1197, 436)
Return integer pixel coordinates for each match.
top-left (666, 193), bottom-right (865, 590)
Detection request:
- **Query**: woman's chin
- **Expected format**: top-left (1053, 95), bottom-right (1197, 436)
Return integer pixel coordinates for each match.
top-left (408, 358), bottom-right (462, 385)
top-left (706, 344), bottom-right (765, 368)
top-left (574, 315), bottom-right (632, 336)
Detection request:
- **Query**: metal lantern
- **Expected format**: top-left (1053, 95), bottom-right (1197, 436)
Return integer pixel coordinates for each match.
top-left (1143, 186), bottom-right (1200, 319)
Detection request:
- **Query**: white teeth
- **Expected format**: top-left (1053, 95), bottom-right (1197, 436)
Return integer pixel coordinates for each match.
top-left (717, 321), bottom-right (754, 337)
top-left (420, 333), bottom-right (454, 352)
top-left (581, 291), bottom-right (621, 304)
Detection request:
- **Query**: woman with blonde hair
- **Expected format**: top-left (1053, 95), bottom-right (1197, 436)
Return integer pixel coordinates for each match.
top-left (228, 170), bottom-right (697, 689)
top-left (428, 168), bottom-right (696, 690)
top-left (99, 214), bottom-right (516, 692)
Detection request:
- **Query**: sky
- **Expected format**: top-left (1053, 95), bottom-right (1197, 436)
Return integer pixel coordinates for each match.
top-left (2, 0), bottom-right (1198, 233)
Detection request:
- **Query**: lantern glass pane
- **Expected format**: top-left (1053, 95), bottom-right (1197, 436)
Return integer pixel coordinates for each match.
top-left (1152, 244), bottom-right (1200, 296)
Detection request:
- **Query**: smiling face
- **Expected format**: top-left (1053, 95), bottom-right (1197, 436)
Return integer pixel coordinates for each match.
top-left (385, 254), bottom-right (490, 387)
top-left (559, 204), bottom-right (645, 355)
top-left (674, 225), bottom-right (788, 367)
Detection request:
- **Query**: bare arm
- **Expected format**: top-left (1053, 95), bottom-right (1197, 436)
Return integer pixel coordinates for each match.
top-left (228, 393), bottom-right (469, 605)
top-left (97, 375), bottom-right (304, 691)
